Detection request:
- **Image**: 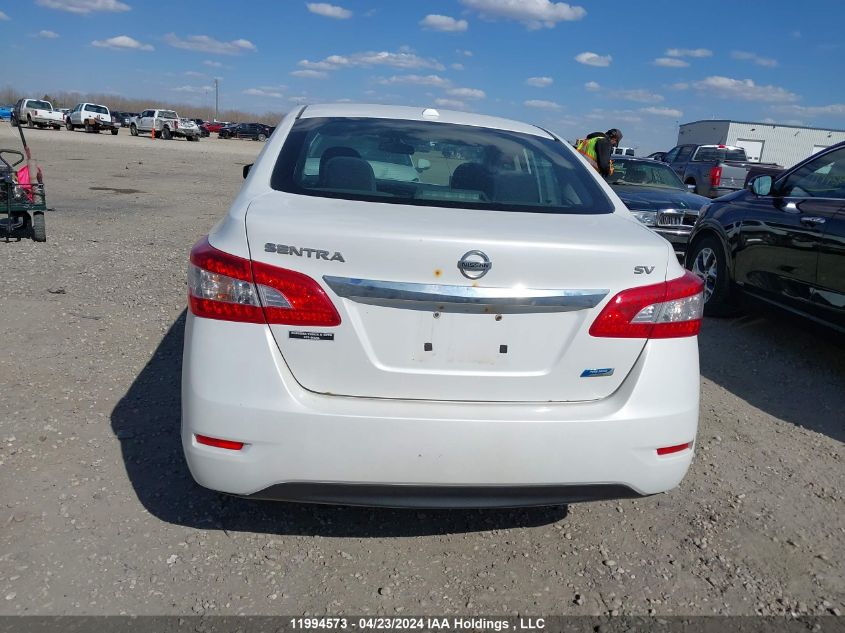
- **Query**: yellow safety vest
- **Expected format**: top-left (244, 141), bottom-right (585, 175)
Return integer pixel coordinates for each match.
top-left (576, 136), bottom-right (613, 175)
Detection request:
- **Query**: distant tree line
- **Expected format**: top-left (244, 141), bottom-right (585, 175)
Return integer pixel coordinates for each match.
top-left (0, 85), bottom-right (286, 125)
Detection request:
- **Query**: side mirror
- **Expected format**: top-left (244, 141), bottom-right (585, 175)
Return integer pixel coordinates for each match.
top-left (749, 175), bottom-right (772, 196)
top-left (416, 158), bottom-right (431, 171)
top-left (243, 163), bottom-right (253, 179)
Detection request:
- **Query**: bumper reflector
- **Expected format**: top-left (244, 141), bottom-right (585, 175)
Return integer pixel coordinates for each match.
top-left (196, 434), bottom-right (244, 451)
top-left (657, 442), bottom-right (692, 456)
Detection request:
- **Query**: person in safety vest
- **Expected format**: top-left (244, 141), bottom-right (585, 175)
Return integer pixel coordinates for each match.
top-left (576, 128), bottom-right (623, 177)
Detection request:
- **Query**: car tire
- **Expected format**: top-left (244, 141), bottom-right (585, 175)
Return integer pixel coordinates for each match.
top-left (10, 116), bottom-right (18, 127)
top-left (258, 133), bottom-right (266, 142)
top-left (53, 125), bottom-right (61, 131)
top-left (32, 212), bottom-right (46, 242)
top-left (66, 119), bottom-right (73, 131)
top-left (111, 129), bottom-right (119, 135)
top-left (162, 127), bottom-right (172, 140)
top-left (27, 116), bottom-right (34, 129)
top-left (688, 234), bottom-right (735, 317)
top-left (84, 121), bottom-right (93, 133)
top-left (130, 124), bottom-right (138, 136)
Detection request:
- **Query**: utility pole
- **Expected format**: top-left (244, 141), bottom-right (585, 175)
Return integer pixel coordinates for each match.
top-left (214, 78), bottom-right (219, 121)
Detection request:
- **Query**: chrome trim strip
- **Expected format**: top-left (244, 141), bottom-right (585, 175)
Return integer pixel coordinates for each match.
top-left (323, 276), bottom-right (608, 314)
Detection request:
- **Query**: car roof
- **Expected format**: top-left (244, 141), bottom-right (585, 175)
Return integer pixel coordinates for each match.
top-left (300, 103), bottom-right (554, 139)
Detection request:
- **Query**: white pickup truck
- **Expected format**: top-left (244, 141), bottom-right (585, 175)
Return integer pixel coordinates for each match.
top-left (11, 98), bottom-right (65, 130)
top-left (129, 109), bottom-right (200, 141)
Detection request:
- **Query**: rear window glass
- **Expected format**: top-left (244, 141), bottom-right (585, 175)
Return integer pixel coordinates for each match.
top-left (27, 100), bottom-right (52, 110)
top-left (84, 104), bottom-right (108, 114)
top-left (158, 110), bottom-right (178, 119)
top-left (271, 117), bottom-right (613, 215)
top-left (693, 147), bottom-right (747, 162)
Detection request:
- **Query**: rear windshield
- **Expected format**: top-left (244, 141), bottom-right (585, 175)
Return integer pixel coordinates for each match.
top-left (158, 110), bottom-right (178, 119)
top-left (693, 147), bottom-right (747, 162)
top-left (607, 159), bottom-right (685, 189)
top-left (27, 100), bottom-right (52, 110)
top-left (271, 117), bottom-right (613, 214)
top-left (84, 104), bottom-right (108, 114)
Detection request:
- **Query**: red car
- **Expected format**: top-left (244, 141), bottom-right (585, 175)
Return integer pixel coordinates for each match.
top-left (204, 121), bottom-right (230, 134)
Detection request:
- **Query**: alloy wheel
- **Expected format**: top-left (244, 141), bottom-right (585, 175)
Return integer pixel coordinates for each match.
top-left (692, 247), bottom-right (718, 302)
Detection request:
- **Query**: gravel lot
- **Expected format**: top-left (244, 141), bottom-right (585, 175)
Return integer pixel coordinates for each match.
top-left (0, 124), bottom-right (842, 617)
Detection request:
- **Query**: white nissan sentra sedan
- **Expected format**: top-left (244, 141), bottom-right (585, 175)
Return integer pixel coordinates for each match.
top-left (182, 104), bottom-right (703, 508)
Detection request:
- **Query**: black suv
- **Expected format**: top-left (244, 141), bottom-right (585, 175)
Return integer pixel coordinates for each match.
top-left (686, 141), bottom-right (845, 332)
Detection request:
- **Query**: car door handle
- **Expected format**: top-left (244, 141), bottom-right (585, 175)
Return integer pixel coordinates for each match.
top-left (799, 216), bottom-right (826, 226)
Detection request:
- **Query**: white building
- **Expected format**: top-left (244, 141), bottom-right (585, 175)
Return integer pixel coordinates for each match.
top-left (677, 120), bottom-right (845, 168)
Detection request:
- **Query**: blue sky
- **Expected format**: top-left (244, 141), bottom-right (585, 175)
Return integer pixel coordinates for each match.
top-left (2, 0), bottom-right (844, 153)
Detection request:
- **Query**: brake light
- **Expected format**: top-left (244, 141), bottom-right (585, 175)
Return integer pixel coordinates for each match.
top-left (187, 237), bottom-right (341, 326)
top-left (710, 166), bottom-right (722, 187)
top-left (589, 271), bottom-right (704, 339)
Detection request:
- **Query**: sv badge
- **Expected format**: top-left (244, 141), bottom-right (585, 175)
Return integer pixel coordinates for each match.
top-left (634, 266), bottom-right (655, 275)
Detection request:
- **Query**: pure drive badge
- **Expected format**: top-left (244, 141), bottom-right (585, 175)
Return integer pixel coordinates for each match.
top-left (265, 243), bottom-right (345, 262)
top-left (580, 368), bottom-right (615, 378)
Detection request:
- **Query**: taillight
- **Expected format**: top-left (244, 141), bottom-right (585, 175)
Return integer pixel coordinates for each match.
top-left (710, 166), bottom-right (722, 187)
top-left (187, 237), bottom-right (340, 326)
top-left (589, 271), bottom-right (704, 339)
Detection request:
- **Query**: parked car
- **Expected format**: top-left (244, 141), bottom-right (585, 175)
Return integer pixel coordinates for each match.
top-left (11, 98), bottom-right (65, 130)
top-left (182, 103), bottom-right (704, 507)
top-left (663, 144), bottom-right (782, 198)
top-left (686, 141), bottom-right (845, 332)
top-left (0, 106), bottom-right (12, 121)
top-left (606, 157), bottom-right (709, 258)
top-left (612, 146), bottom-right (635, 157)
top-left (129, 109), bottom-right (200, 141)
top-left (204, 121), bottom-right (229, 134)
top-left (66, 102), bottom-right (117, 134)
top-left (218, 123), bottom-right (272, 141)
top-left (112, 111), bottom-right (136, 127)
top-left (646, 151), bottom-right (667, 162)
top-left (190, 119), bottom-right (210, 137)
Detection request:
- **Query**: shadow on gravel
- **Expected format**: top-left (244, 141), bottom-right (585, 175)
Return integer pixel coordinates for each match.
top-left (698, 311), bottom-right (845, 443)
top-left (111, 311), bottom-right (568, 536)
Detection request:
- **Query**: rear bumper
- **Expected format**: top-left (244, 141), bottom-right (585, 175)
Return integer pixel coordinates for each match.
top-left (182, 315), bottom-right (700, 507)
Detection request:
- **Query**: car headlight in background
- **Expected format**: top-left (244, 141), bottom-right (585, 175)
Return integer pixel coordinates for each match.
top-left (630, 210), bottom-right (657, 227)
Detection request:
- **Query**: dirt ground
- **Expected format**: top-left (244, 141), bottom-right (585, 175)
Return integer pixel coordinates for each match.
top-left (0, 123), bottom-right (842, 617)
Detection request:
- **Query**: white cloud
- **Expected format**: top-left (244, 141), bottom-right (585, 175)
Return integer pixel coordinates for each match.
top-left (420, 14), bottom-right (468, 32)
top-left (244, 88), bottom-right (284, 99)
top-left (611, 89), bottom-right (664, 104)
top-left (526, 76), bottom-right (553, 87)
top-left (451, 63), bottom-right (465, 71)
top-left (91, 35), bottom-right (153, 51)
top-left (184, 71), bottom-right (206, 77)
top-left (306, 3), bottom-right (351, 19)
top-left (584, 81), bottom-right (601, 92)
top-left (0, 11), bottom-right (9, 20)
top-left (38, 30), bottom-right (60, 38)
top-left (641, 106), bottom-right (683, 118)
top-left (693, 76), bottom-right (799, 103)
top-left (575, 51), bottom-right (611, 67)
top-left (172, 85), bottom-right (212, 94)
top-left (434, 98), bottom-right (468, 109)
top-left (585, 109), bottom-right (642, 124)
top-left (666, 48), bottom-right (712, 58)
top-left (461, 0), bottom-right (586, 29)
top-left (524, 99), bottom-right (562, 110)
top-left (378, 74), bottom-right (451, 87)
top-left (447, 87), bottom-right (486, 99)
top-left (298, 50), bottom-right (444, 71)
top-left (457, 49), bottom-right (473, 57)
top-left (731, 50), bottom-right (778, 68)
top-left (670, 82), bottom-right (690, 90)
top-left (164, 33), bottom-right (256, 56)
top-left (774, 104), bottom-right (845, 117)
top-left (36, 0), bottom-right (129, 13)
top-left (653, 57), bottom-right (689, 68)
top-left (291, 69), bottom-right (328, 79)
top-left (203, 60), bottom-right (223, 68)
